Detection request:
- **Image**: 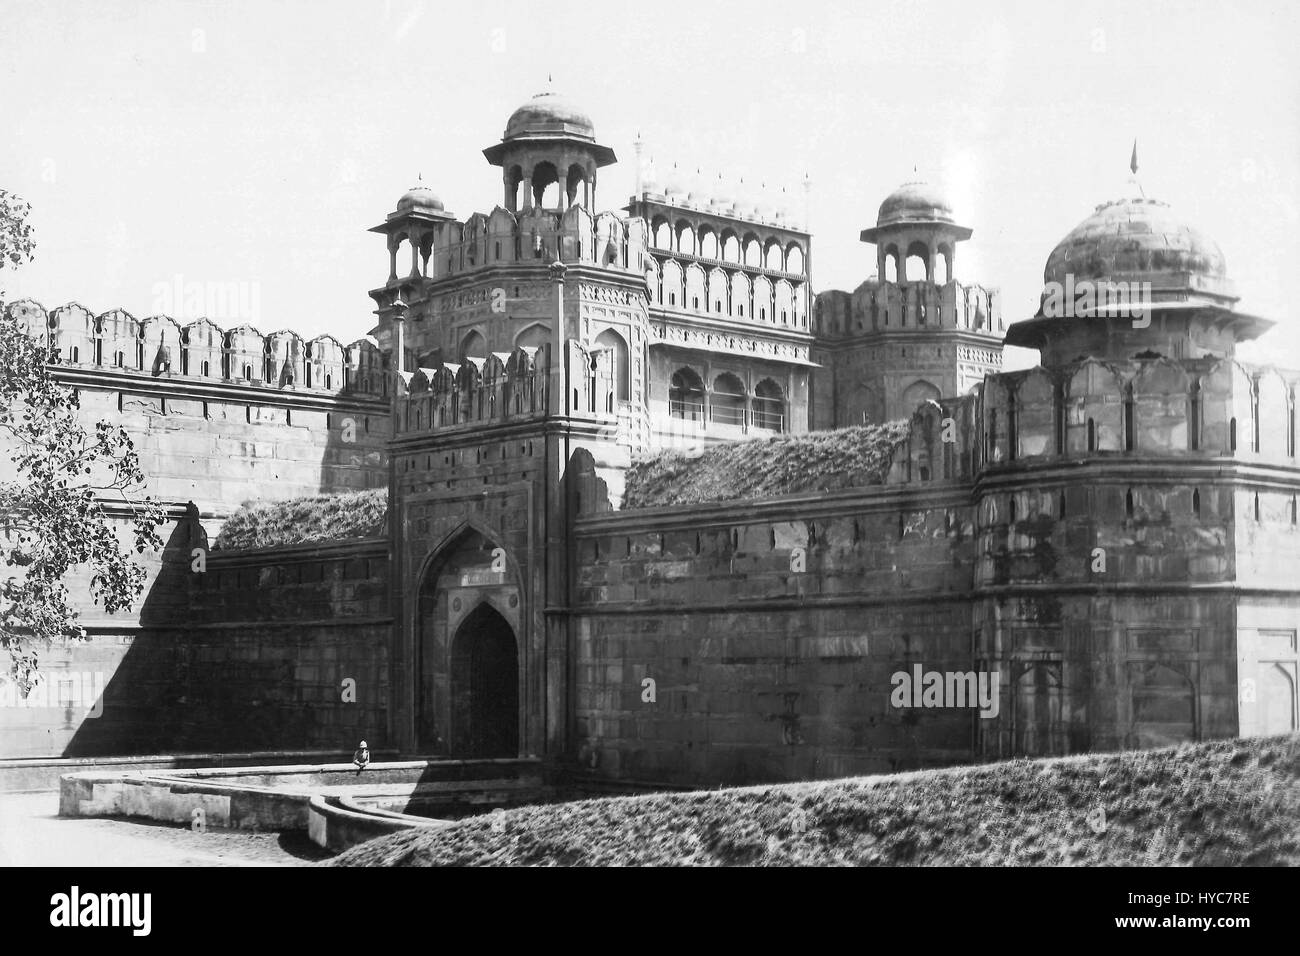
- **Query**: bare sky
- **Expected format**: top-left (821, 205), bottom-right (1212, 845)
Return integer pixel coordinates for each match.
top-left (3, 0), bottom-right (1297, 370)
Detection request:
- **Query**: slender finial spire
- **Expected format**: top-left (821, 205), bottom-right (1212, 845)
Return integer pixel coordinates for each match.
top-left (633, 134), bottom-right (644, 198)
top-left (1125, 140), bottom-right (1145, 198)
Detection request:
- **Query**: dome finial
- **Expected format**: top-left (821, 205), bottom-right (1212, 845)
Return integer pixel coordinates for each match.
top-left (1125, 139), bottom-right (1146, 199)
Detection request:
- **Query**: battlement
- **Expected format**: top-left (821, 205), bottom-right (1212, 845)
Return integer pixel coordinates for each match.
top-left (815, 279), bottom-right (1002, 338)
top-left (878, 355), bottom-right (1300, 502)
top-left (372, 204), bottom-right (650, 296)
top-left (395, 340), bottom-right (623, 435)
top-left (5, 299), bottom-right (388, 399)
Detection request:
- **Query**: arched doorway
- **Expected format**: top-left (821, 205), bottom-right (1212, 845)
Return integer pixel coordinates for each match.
top-left (450, 603), bottom-right (519, 757)
top-left (415, 526), bottom-right (523, 755)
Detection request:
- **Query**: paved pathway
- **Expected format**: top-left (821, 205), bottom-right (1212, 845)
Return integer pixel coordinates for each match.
top-left (0, 793), bottom-right (330, 867)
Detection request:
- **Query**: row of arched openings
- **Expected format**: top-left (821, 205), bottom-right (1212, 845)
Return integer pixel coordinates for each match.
top-left (881, 241), bottom-right (954, 284)
top-left (650, 219), bottom-right (805, 274)
top-left (668, 367), bottom-right (785, 431)
top-left (506, 162), bottom-right (593, 212)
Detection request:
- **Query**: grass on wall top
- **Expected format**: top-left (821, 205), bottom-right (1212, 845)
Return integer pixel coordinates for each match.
top-left (213, 487), bottom-right (388, 551)
top-left (331, 734), bottom-right (1300, 867)
top-left (622, 421), bottom-right (912, 510)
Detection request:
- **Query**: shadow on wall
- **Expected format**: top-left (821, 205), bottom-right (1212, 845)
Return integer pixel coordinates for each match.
top-left (55, 394), bottom-right (393, 758)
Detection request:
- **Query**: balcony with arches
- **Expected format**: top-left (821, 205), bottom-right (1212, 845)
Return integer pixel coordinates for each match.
top-left (654, 365), bottom-right (789, 442)
top-left (641, 213), bottom-right (811, 334)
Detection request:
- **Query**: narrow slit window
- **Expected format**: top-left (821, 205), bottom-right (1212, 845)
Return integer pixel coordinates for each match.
top-left (1123, 385), bottom-right (1135, 452)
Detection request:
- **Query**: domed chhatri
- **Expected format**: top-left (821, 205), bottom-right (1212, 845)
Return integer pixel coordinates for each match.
top-left (876, 179), bottom-right (957, 228)
top-left (1006, 169), bottom-right (1272, 357)
top-left (395, 181), bottom-right (444, 214)
top-left (860, 177), bottom-right (971, 246)
top-left (483, 89), bottom-right (616, 170)
top-left (503, 90), bottom-right (597, 142)
top-left (1043, 195), bottom-right (1230, 293)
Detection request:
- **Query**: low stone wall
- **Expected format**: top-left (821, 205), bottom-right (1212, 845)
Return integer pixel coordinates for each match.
top-left (59, 758), bottom-right (546, 853)
top-left (0, 749), bottom-right (388, 793)
top-left (60, 770), bottom-right (314, 831)
top-left (308, 795), bottom-right (441, 854)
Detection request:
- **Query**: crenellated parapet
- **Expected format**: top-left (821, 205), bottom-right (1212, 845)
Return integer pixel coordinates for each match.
top-left (397, 345), bottom-right (549, 433)
top-left (887, 392), bottom-right (981, 485)
top-left (6, 299), bottom-right (387, 398)
top-left (874, 350), bottom-right (1300, 499)
top-left (371, 203), bottom-right (650, 306)
top-left (816, 279), bottom-right (1001, 337)
top-left (977, 355), bottom-right (1300, 467)
top-left (394, 339), bottom-right (621, 435)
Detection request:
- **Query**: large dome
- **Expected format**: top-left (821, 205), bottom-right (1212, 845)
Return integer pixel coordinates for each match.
top-left (1043, 195), bottom-right (1228, 288)
top-left (504, 91), bottom-right (596, 141)
top-left (876, 179), bottom-right (956, 227)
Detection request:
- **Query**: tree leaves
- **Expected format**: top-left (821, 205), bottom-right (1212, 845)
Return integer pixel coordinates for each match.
top-left (1, 194), bottom-right (164, 694)
top-left (0, 189), bottom-right (35, 270)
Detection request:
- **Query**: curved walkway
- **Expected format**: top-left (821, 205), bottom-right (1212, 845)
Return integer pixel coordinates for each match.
top-left (0, 793), bottom-right (329, 867)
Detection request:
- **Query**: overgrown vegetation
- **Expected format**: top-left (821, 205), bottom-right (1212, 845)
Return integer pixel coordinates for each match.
top-left (622, 421), bottom-right (912, 509)
top-left (331, 735), bottom-right (1300, 867)
top-left (214, 487), bottom-right (388, 551)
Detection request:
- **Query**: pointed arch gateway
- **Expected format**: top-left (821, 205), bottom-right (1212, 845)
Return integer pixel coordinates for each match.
top-left (451, 603), bottom-right (519, 757)
top-left (415, 525), bottom-right (523, 756)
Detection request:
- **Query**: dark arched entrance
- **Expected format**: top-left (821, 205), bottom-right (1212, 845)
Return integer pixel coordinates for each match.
top-left (450, 602), bottom-right (519, 757)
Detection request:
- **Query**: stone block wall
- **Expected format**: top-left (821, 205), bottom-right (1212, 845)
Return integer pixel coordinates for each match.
top-left (1, 298), bottom-right (394, 758)
top-left (569, 485), bottom-right (980, 786)
top-left (0, 538), bottom-right (392, 758)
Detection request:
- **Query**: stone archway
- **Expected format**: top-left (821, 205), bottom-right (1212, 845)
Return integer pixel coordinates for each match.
top-left (450, 603), bottom-right (519, 757)
top-left (414, 525), bottom-right (523, 755)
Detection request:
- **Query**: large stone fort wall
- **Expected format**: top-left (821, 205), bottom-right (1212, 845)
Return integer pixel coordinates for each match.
top-left (568, 479), bottom-right (978, 785)
top-left (4, 299), bottom-right (392, 527)
top-left (0, 299), bottom-right (393, 757)
top-left (7, 276), bottom-right (1300, 783)
top-left (554, 341), bottom-right (1300, 786)
top-left (0, 535), bottom-right (391, 758)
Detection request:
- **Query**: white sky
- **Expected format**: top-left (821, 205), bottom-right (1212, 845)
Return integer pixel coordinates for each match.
top-left (2, 0), bottom-right (1297, 372)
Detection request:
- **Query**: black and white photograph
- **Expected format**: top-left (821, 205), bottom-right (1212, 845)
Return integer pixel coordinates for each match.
top-left (0, 0), bottom-right (1295, 926)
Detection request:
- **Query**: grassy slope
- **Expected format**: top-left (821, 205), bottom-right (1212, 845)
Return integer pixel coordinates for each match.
top-left (331, 735), bottom-right (1300, 866)
top-left (622, 421), bottom-right (911, 510)
top-left (213, 487), bottom-right (387, 551)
